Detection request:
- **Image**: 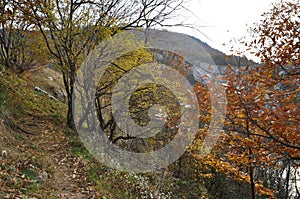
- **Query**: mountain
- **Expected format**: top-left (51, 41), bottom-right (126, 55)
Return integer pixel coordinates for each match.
top-left (189, 35), bottom-right (256, 67)
top-left (129, 29), bottom-right (256, 85)
top-left (131, 29), bottom-right (255, 66)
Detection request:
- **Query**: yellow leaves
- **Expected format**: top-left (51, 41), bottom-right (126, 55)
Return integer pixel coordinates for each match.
top-left (255, 183), bottom-right (275, 198)
top-left (251, 1), bottom-right (300, 65)
top-left (201, 173), bottom-right (213, 178)
top-left (236, 112), bottom-right (246, 118)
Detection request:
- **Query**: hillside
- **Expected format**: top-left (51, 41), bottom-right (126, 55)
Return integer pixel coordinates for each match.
top-left (131, 29), bottom-right (256, 85)
top-left (0, 66), bottom-right (202, 198)
top-left (0, 30), bottom-right (258, 198)
top-left (189, 35), bottom-right (256, 66)
top-left (1, 67), bottom-right (179, 198)
top-left (0, 67), bottom-right (101, 198)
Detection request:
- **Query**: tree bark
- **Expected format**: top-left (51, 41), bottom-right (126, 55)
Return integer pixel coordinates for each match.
top-left (63, 69), bottom-right (76, 130)
top-left (249, 162), bottom-right (255, 199)
top-left (285, 161), bottom-right (290, 199)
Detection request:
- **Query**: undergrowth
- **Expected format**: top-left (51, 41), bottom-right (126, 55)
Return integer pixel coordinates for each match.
top-left (0, 69), bottom-right (190, 198)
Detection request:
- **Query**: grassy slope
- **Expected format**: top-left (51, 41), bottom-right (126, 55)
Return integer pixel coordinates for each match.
top-left (0, 65), bottom-right (146, 199)
top-left (0, 67), bottom-right (184, 199)
top-left (0, 67), bottom-right (102, 198)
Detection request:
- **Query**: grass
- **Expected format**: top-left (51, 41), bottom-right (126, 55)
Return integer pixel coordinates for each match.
top-left (0, 70), bottom-right (67, 121)
top-left (0, 69), bottom-right (69, 198)
top-left (0, 69), bottom-right (127, 198)
top-left (22, 169), bottom-right (39, 180)
top-left (68, 137), bottom-right (93, 159)
top-left (0, 67), bottom-right (192, 198)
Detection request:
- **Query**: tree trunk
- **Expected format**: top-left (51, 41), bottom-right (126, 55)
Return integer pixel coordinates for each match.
top-left (67, 94), bottom-right (75, 130)
top-left (247, 120), bottom-right (255, 199)
top-left (63, 68), bottom-right (76, 130)
top-left (285, 161), bottom-right (290, 199)
top-left (249, 164), bottom-right (255, 199)
top-left (68, 66), bottom-right (76, 130)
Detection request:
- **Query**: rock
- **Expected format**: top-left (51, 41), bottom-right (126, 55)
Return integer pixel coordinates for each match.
top-left (37, 171), bottom-right (48, 183)
top-left (34, 86), bottom-right (57, 100)
top-left (34, 86), bottom-right (41, 91)
top-left (1, 150), bottom-right (7, 157)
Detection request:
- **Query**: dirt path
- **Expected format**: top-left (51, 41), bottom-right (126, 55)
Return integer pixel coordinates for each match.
top-left (28, 118), bottom-right (99, 198)
top-left (0, 69), bottom-right (101, 198)
top-left (0, 115), bottom-right (100, 198)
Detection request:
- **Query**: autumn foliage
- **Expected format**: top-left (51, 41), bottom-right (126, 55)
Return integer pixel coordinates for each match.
top-left (191, 1), bottom-right (299, 198)
top-left (0, 0), bottom-right (299, 198)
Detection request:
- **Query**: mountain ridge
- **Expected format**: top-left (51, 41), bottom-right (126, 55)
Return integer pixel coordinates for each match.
top-left (188, 35), bottom-right (256, 66)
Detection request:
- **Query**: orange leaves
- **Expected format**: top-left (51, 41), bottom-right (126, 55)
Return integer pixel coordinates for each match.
top-left (249, 0), bottom-right (300, 66)
top-left (256, 103), bottom-right (267, 114)
top-left (191, 2), bottom-right (299, 198)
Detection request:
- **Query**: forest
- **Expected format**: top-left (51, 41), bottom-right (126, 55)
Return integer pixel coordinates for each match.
top-left (0, 0), bottom-right (299, 198)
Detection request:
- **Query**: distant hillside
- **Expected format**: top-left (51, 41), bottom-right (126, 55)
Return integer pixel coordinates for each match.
top-left (188, 35), bottom-right (256, 66)
top-left (131, 29), bottom-right (256, 85)
top-left (132, 29), bottom-right (256, 67)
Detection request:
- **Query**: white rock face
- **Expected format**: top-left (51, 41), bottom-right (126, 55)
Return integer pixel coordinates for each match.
top-left (34, 86), bottom-right (57, 100)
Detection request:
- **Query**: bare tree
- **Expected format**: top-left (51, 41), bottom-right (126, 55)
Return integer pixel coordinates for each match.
top-left (0, 0), bottom-right (37, 71)
top-left (13, 0), bottom-right (186, 129)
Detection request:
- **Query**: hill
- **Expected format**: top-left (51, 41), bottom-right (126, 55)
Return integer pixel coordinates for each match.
top-left (0, 67), bottom-right (101, 198)
top-left (189, 35), bottom-right (256, 66)
top-left (0, 30), bottom-right (257, 198)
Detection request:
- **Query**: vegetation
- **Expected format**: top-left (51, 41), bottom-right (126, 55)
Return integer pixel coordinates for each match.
top-left (0, 0), bottom-right (48, 72)
top-left (0, 0), bottom-right (299, 198)
top-left (193, 1), bottom-right (300, 198)
top-left (13, 0), bottom-right (186, 129)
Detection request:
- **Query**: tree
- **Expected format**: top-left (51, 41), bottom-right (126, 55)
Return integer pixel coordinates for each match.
top-left (250, 0), bottom-right (300, 73)
top-left (14, 0), bottom-right (186, 129)
top-left (0, 0), bottom-right (46, 71)
top-left (191, 1), bottom-right (299, 198)
top-left (245, 0), bottom-right (300, 159)
top-left (92, 47), bottom-right (198, 153)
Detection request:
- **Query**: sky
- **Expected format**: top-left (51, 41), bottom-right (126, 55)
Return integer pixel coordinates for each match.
top-left (165, 0), bottom-right (282, 62)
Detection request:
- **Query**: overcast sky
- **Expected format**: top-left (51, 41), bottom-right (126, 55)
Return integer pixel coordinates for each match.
top-left (165, 0), bottom-right (281, 62)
